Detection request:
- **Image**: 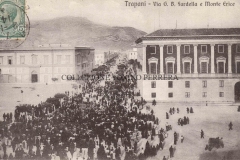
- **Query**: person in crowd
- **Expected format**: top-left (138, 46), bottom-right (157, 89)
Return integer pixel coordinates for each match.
top-left (180, 135), bottom-right (184, 143)
top-left (190, 107), bottom-right (194, 113)
top-left (201, 130), bottom-right (204, 139)
top-left (229, 122), bottom-right (233, 130)
top-left (169, 145), bottom-right (174, 158)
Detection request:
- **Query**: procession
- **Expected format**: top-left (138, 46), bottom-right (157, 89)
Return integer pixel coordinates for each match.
top-left (1, 0), bottom-right (240, 159)
top-left (0, 57), bottom-right (169, 160)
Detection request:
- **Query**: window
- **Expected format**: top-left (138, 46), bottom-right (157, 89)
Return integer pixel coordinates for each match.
top-left (185, 92), bottom-right (190, 98)
top-left (184, 62), bottom-right (191, 74)
top-left (66, 55), bottom-right (70, 64)
top-left (185, 81), bottom-right (190, 88)
top-left (237, 62), bottom-right (240, 73)
top-left (8, 56), bottom-right (12, 65)
top-left (167, 63), bottom-right (174, 74)
top-left (167, 45), bottom-right (173, 54)
top-left (202, 92), bottom-right (207, 97)
top-left (57, 55), bottom-right (61, 64)
top-left (45, 68), bottom-right (48, 73)
top-left (201, 62), bottom-right (208, 73)
top-left (184, 45), bottom-right (190, 54)
top-left (236, 44), bottom-right (240, 53)
top-left (218, 45), bottom-right (224, 53)
top-left (20, 56), bottom-right (25, 64)
top-left (201, 45), bottom-right (207, 53)
top-left (150, 63), bottom-right (157, 74)
top-left (219, 80), bottom-right (224, 87)
top-left (151, 81), bottom-right (156, 88)
top-left (44, 55), bottom-right (49, 64)
top-left (32, 55), bottom-right (37, 64)
top-left (219, 92), bottom-right (224, 97)
top-left (218, 62), bottom-right (224, 73)
top-left (77, 54), bottom-right (81, 63)
top-left (149, 46), bottom-right (156, 54)
top-left (0, 56), bottom-right (3, 65)
top-left (168, 92), bottom-right (173, 98)
top-left (168, 81), bottom-right (173, 88)
top-left (202, 80), bottom-right (207, 88)
top-left (151, 92), bottom-right (156, 98)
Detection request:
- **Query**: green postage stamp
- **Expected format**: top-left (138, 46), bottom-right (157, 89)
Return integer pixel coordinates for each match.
top-left (0, 0), bottom-right (25, 38)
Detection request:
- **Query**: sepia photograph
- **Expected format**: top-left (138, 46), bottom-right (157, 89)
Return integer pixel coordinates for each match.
top-left (0, 0), bottom-right (240, 159)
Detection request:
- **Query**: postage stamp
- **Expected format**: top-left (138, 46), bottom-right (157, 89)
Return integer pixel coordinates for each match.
top-left (0, 0), bottom-right (26, 39)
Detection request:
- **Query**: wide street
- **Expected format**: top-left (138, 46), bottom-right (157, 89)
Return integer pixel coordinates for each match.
top-left (148, 103), bottom-right (240, 160)
top-left (1, 81), bottom-right (240, 159)
top-left (0, 83), bottom-right (76, 121)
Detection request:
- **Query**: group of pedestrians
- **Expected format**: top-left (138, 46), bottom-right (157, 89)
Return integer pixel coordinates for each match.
top-left (0, 61), bottom-right (171, 160)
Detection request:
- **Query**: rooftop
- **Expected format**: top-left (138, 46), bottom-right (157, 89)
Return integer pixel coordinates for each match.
top-left (136, 28), bottom-right (240, 43)
top-left (0, 44), bottom-right (94, 51)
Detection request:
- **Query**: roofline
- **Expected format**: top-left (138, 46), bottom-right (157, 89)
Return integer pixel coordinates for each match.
top-left (0, 46), bottom-right (95, 51)
top-left (136, 35), bottom-right (240, 44)
top-left (144, 27), bottom-right (240, 36)
top-left (144, 35), bottom-right (240, 38)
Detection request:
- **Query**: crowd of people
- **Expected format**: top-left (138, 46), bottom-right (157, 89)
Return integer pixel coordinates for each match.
top-left (0, 60), bottom-right (170, 160)
top-left (177, 116), bottom-right (190, 126)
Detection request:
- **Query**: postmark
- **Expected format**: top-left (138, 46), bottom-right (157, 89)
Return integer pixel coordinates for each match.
top-left (0, 0), bottom-right (30, 49)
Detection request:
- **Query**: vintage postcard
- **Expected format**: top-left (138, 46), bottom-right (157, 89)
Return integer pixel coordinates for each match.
top-left (0, 0), bottom-right (240, 159)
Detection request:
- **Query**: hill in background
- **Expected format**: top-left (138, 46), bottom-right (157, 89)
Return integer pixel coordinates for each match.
top-left (21, 16), bottom-right (146, 51)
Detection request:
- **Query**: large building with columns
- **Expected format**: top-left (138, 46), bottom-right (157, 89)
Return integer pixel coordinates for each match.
top-left (135, 28), bottom-right (240, 103)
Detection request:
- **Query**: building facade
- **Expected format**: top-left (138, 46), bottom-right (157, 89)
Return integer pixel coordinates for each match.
top-left (0, 45), bottom-right (94, 83)
top-left (135, 28), bottom-right (240, 103)
top-left (95, 52), bottom-right (104, 67)
top-left (75, 47), bottom-right (95, 76)
top-left (128, 48), bottom-right (138, 60)
top-left (104, 51), bottom-right (118, 63)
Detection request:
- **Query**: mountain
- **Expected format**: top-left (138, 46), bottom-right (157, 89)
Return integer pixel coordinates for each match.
top-left (21, 16), bottom-right (146, 51)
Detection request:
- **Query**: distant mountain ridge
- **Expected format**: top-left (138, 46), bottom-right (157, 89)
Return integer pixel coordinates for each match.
top-left (20, 16), bottom-right (146, 51)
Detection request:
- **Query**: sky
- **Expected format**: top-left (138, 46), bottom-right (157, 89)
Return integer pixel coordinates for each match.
top-left (27, 0), bottom-right (240, 33)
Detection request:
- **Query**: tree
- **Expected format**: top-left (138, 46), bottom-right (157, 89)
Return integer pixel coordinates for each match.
top-left (54, 93), bottom-right (67, 99)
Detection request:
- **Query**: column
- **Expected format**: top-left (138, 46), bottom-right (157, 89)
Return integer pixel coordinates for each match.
top-left (15, 52), bottom-right (17, 82)
top-left (142, 45), bottom-right (147, 74)
top-left (211, 44), bottom-right (215, 73)
top-left (194, 44), bottom-right (198, 74)
top-left (177, 44), bottom-right (181, 74)
top-left (228, 44), bottom-right (232, 73)
top-left (159, 45), bottom-right (164, 74)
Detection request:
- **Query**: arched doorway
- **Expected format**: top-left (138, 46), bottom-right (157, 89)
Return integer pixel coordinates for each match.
top-left (31, 70), bottom-right (38, 83)
top-left (234, 82), bottom-right (240, 102)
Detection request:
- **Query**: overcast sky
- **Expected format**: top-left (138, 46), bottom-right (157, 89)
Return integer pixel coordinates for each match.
top-left (27, 0), bottom-right (240, 33)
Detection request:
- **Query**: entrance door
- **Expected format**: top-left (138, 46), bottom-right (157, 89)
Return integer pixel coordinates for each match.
top-left (184, 62), bottom-right (190, 74)
top-left (32, 74), bottom-right (38, 83)
top-left (218, 62), bottom-right (224, 73)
